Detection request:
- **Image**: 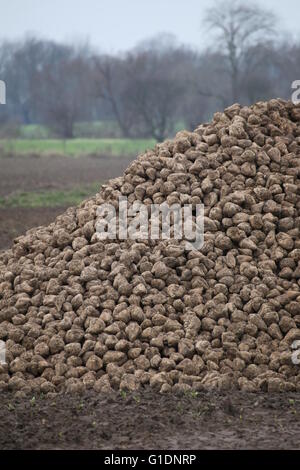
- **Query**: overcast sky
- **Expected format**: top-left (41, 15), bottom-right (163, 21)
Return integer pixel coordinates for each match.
top-left (1, 0), bottom-right (300, 52)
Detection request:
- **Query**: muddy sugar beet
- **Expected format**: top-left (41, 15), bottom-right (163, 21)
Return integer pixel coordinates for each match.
top-left (1, 98), bottom-right (300, 396)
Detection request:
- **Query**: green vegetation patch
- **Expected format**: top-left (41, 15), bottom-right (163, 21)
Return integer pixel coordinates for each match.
top-left (0, 138), bottom-right (155, 157)
top-left (0, 183), bottom-right (101, 208)
top-left (20, 124), bottom-right (52, 139)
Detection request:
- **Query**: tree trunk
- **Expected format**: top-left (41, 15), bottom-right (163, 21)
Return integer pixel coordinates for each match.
top-left (62, 121), bottom-right (73, 139)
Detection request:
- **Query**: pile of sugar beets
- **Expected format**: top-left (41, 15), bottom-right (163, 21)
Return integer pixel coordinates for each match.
top-left (1, 98), bottom-right (300, 397)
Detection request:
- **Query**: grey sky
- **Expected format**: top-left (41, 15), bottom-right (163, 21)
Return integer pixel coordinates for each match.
top-left (1, 0), bottom-right (300, 52)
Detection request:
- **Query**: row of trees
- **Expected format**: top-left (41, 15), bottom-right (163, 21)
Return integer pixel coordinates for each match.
top-left (0, 0), bottom-right (299, 140)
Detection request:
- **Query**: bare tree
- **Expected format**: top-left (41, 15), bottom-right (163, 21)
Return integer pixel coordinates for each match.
top-left (0, 38), bottom-right (37, 124)
top-left (133, 32), bottom-right (179, 55)
top-left (123, 49), bottom-right (185, 141)
top-left (0, 37), bottom-right (75, 126)
top-left (204, 0), bottom-right (277, 103)
top-left (93, 56), bottom-right (135, 137)
top-left (94, 43), bottom-right (188, 141)
top-left (33, 51), bottom-right (92, 138)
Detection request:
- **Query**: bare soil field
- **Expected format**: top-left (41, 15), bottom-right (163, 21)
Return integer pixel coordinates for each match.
top-left (0, 207), bottom-right (67, 252)
top-left (0, 154), bottom-right (134, 197)
top-left (0, 154), bottom-right (134, 250)
top-left (0, 389), bottom-right (300, 450)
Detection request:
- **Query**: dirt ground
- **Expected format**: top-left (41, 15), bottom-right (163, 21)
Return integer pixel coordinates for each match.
top-left (0, 206), bottom-right (68, 251)
top-left (0, 389), bottom-right (300, 450)
top-left (0, 154), bottom-right (134, 251)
